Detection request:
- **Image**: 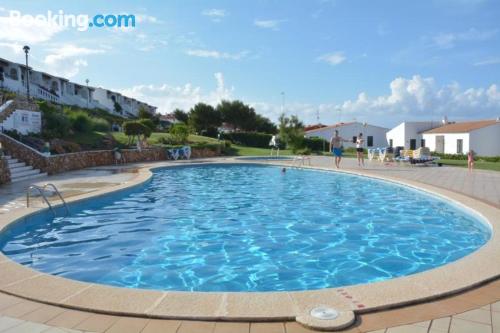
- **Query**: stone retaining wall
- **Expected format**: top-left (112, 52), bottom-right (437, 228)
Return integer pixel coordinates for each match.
top-left (0, 157), bottom-right (10, 185)
top-left (0, 133), bottom-right (47, 172)
top-left (0, 133), bottom-right (221, 177)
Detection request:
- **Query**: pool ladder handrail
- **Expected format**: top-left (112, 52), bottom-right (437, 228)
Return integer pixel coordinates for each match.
top-left (26, 183), bottom-right (69, 217)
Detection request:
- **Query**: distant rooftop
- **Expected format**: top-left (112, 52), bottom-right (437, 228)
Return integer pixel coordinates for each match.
top-left (305, 122), bottom-right (356, 133)
top-left (423, 120), bottom-right (498, 134)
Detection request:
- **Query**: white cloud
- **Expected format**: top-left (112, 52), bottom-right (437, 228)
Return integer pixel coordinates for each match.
top-left (0, 41), bottom-right (24, 54)
top-left (317, 52), bottom-right (346, 66)
top-left (42, 44), bottom-right (106, 77)
top-left (186, 49), bottom-right (248, 60)
top-left (202, 9), bottom-right (227, 22)
top-left (44, 44), bottom-right (105, 65)
top-left (120, 74), bottom-right (500, 127)
top-left (254, 19), bottom-right (285, 30)
top-left (432, 28), bottom-right (497, 49)
top-left (474, 57), bottom-right (500, 66)
top-left (117, 72), bottom-right (233, 114)
top-left (248, 76), bottom-right (500, 126)
top-left (136, 14), bottom-right (162, 24)
top-left (0, 10), bottom-right (65, 44)
top-left (336, 75), bottom-right (500, 122)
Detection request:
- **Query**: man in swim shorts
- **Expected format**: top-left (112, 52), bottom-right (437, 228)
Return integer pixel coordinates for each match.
top-left (330, 130), bottom-right (348, 169)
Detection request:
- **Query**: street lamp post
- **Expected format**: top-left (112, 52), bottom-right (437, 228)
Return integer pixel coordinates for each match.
top-left (23, 45), bottom-right (30, 100)
top-left (85, 79), bottom-right (89, 109)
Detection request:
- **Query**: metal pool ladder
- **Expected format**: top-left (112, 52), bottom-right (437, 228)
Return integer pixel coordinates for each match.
top-left (26, 183), bottom-right (69, 217)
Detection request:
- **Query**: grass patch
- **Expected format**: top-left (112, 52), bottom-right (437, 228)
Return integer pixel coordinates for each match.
top-left (227, 145), bottom-right (293, 156)
top-left (66, 131), bottom-right (107, 148)
top-left (439, 159), bottom-right (500, 171)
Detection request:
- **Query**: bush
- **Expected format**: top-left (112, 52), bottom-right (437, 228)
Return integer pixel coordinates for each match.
top-left (68, 111), bottom-right (92, 133)
top-left (169, 123), bottom-right (189, 144)
top-left (432, 152), bottom-right (500, 162)
top-left (41, 106), bottom-right (71, 139)
top-left (91, 118), bottom-right (110, 132)
top-left (138, 118), bottom-right (156, 132)
top-left (303, 137), bottom-right (329, 152)
top-left (222, 132), bottom-right (273, 148)
top-left (123, 121), bottom-right (151, 145)
top-left (295, 148), bottom-right (312, 155)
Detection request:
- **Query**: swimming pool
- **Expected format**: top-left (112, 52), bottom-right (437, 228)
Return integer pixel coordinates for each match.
top-left (0, 164), bottom-right (490, 292)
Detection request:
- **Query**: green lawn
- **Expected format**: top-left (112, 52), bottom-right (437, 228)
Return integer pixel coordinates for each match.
top-left (111, 132), bottom-right (219, 146)
top-left (228, 145), bottom-right (293, 156)
top-left (438, 159), bottom-right (500, 171)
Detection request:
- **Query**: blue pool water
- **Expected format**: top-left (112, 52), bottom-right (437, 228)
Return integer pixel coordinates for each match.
top-left (0, 164), bottom-right (491, 292)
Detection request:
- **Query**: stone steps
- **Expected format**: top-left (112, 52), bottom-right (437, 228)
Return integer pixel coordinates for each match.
top-left (3, 155), bottom-right (47, 183)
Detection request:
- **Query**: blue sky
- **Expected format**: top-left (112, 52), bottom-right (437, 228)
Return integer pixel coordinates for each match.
top-left (1, 0), bottom-right (499, 127)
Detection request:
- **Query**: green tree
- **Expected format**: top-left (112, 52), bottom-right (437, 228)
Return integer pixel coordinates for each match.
top-left (138, 118), bottom-right (156, 132)
top-left (138, 107), bottom-right (160, 127)
top-left (138, 106), bottom-right (149, 119)
top-left (173, 109), bottom-right (189, 123)
top-left (67, 111), bottom-right (92, 133)
top-left (188, 103), bottom-right (222, 136)
top-left (278, 113), bottom-right (305, 152)
top-left (217, 100), bottom-right (256, 131)
top-left (40, 106), bottom-right (71, 139)
top-left (254, 114), bottom-right (277, 134)
top-left (114, 102), bottom-right (123, 114)
top-left (123, 121), bottom-right (150, 146)
top-left (169, 123), bottom-right (189, 144)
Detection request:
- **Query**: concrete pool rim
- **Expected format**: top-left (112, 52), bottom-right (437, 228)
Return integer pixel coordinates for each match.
top-left (0, 158), bottom-right (498, 331)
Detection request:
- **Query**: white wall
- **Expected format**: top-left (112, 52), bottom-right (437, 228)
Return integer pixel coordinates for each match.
top-left (423, 133), bottom-right (470, 155)
top-left (0, 109), bottom-right (41, 134)
top-left (305, 123), bottom-right (389, 148)
top-left (469, 123), bottom-right (500, 156)
top-left (386, 123), bottom-right (406, 148)
top-left (386, 122), bottom-right (439, 149)
top-left (1, 57), bottom-right (155, 117)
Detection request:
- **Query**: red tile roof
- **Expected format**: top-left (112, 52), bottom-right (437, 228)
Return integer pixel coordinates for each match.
top-left (305, 122), bottom-right (356, 133)
top-left (423, 120), bottom-right (498, 134)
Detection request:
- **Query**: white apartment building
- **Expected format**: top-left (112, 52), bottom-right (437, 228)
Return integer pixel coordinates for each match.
top-left (422, 120), bottom-right (500, 156)
top-left (305, 122), bottom-right (390, 148)
top-left (0, 57), bottom-right (156, 118)
top-left (385, 121), bottom-right (441, 150)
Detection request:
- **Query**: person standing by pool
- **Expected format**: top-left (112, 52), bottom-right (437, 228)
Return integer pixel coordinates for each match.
top-left (468, 150), bottom-right (475, 172)
top-left (330, 130), bottom-right (348, 169)
top-left (356, 133), bottom-right (365, 167)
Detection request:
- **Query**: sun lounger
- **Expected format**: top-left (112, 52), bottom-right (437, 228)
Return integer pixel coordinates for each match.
top-left (180, 146), bottom-right (191, 159)
top-left (167, 148), bottom-right (180, 160)
top-left (368, 148), bottom-right (389, 162)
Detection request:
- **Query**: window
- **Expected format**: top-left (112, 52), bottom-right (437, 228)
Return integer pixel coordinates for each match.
top-left (421, 139), bottom-right (425, 148)
top-left (389, 139), bottom-right (393, 147)
top-left (410, 139), bottom-right (417, 150)
top-left (21, 114), bottom-right (29, 123)
top-left (367, 136), bottom-right (374, 147)
top-left (9, 68), bottom-right (18, 80)
top-left (457, 139), bottom-right (463, 154)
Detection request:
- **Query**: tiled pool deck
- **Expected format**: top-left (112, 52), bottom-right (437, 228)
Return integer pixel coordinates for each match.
top-left (0, 156), bottom-right (499, 332)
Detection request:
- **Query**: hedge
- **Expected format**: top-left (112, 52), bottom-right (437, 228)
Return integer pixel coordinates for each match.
top-left (222, 132), bottom-right (273, 148)
top-left (303, 137), bottom-right (329, 152)
top-left (432, 152), bottom-right (500, 162)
